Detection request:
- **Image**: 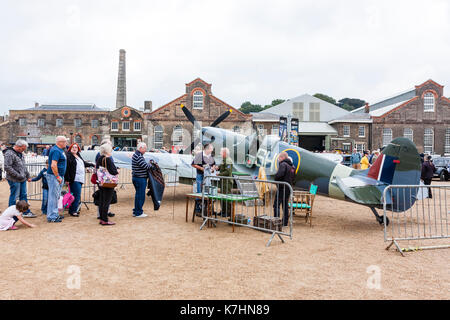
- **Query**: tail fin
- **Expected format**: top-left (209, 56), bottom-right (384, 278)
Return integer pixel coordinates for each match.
top-left (335, 137), bottom-right (421, 211)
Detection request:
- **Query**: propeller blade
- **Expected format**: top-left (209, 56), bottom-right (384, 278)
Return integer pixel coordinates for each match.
top-left (210, 109), bottom-right (232, 127)
top-left (184, 137), bottom-right (202, 154)
top-left (180, 104), bottom-right (202, 131)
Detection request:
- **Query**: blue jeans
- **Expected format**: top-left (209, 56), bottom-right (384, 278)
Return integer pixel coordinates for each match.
top-left (69, 182), bottom-right (82, 214)
top-left (41, 188), bottom-right (48, 214)
top-left (47, 174), bottom-right (63, 221)
top-left (132, 177), bottom-right (147, 216)
top-left (7, 180), bottom-right (30, 213)
top-left (196, 174), bottom-right (204, 193)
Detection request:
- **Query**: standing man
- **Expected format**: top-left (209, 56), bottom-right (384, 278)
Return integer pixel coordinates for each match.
top-left (3, 140), bottom-right (36, 218)
top-left (273, 152), bottom-right (295, 227)
top-left (218, 147), bottom-right (233, 217)
top-left (421, 155), bottom-right (436, 199)
top-left (191, 143), bottom-right (217, 193)
top-left (351, 148), bottom-right (362, 169)
top-left (132, 142), bottom-right (150, 218)
top-left (46, 136), bottom-right (68, 223)
top-left (42, 145), bottom-right (51, 157)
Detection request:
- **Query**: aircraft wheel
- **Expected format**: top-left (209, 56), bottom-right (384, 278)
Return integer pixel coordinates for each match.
top-left (376, 215), bottom-right (389, 226)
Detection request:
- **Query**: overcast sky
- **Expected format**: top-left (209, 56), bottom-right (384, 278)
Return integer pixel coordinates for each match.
top-left (1, 0), bottom-right (449, 114)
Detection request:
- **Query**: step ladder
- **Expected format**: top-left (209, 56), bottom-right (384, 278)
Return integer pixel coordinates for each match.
top-left (233, 174), bottom-right (264, 207)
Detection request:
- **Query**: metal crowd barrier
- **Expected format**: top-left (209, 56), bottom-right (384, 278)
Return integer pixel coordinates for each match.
top-left (200, 175), bottom-right (293, 247)
top-left (382, 184), bottom-right (450, 256)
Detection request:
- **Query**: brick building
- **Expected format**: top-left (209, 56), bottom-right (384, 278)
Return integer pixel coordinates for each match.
top-left (329, 79), bottom-right (450, 155)
top-left (1, 104), bottom-right (110, 152)
top-left (144, 78), bottom-right (252, 151)
top-left (109, 106), bottom-right (146, 148)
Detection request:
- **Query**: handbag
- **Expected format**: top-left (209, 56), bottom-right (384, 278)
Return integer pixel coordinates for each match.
top-left (97, 157), bottom-right (118, 188)
top-left (63, 185), bottom-right (75, 209)
top-left (91, 170), bottom-right (98, 184)
top-left (92, 189), bottom-right (117, 206)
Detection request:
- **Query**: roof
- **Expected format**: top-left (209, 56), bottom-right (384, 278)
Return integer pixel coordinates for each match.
top-left (298, 122), bottom-right (338, 135)
top-left (26, 104), bottom-right (106, 112)
top-left (328, 112), bottom-right (372, 124)
top-left (251, 112), bottom-right (280, 122)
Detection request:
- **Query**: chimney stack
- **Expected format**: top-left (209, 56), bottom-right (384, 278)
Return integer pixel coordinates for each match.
top-left (364, 103), bottom-right (370, 113)
top-left (116, 49), bottom-right (127, 109)
top-left (144, 101), bottom-right (153, 112)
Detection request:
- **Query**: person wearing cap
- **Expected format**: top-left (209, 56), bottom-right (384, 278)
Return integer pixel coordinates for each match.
top-left (360, 151), bottom-right (371, 170)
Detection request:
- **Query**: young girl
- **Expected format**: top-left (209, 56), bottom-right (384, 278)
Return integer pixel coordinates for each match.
top-left (0, 200), bottom-right (36, 231)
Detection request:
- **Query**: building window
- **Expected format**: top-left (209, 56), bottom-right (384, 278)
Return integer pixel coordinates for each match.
top-left (293, 102), bottom-right (304, 121)
top-left (56, 119), bottom-right (63, 127)
top-left (74, 135), bottom-right (82, 144)
top-left (91, 120), bottom-right (98, 128)
top-left (403, 128), bottom-right (413, 142)
top-left (343, 125), bottom-right (350, 137)
top-left (233, 126), bottom-right (240, 133)
top-left (38, 119), bottom-right (45, 127)
top-left (172, 125), bottom-right (183, 146)
top-left (309, 103), bottom-right (320, 121)
top-left (134, 122), bottom-right (141, 131)
top-left (424, 92), bottom-right (435, 112)
top-left (342, 143), bottom-right (351, 153)
top-left (19, 118), bottom-right (27, 126)
top-left (271, 124), bottom-right (279, 135)
top-left (193, 91), bottom-right (204, 109)
top-left (92, 135), bottom-right (99, 146)
top-left (445, 129), bottom-right (450, 154)
top-left (154, 125), bottom-right (163, 149)
top-left (356, 143), bottom-right (365, 153)
top-left (382, 128), bottom-right (392, 146)
top-left (74, 119), bottom-right (82, 128)
top-left (122, 121), bottom-right (130, 131)
top-left (358, 126), bottom-right (365, 138)
top-left (257, 124), bottom-right (265, 135)
top-left (424, 128), bottom-right (434, 154)
top-left (111, 122), bottom-right (118, 131)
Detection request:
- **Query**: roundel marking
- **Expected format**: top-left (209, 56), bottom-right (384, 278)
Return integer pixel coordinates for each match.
top-left (274, 148), bottom-right (301, 174)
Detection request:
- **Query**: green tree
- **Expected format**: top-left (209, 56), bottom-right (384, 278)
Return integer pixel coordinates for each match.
top-left (263, 99), bottom-right (285, 110)
top-left (313, 93), bottom-right (337, 105)
top-left (239, 101), bottom-right (263, 114)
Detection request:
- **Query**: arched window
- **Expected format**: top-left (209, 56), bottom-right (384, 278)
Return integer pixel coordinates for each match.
top-left (91, 135), bottom-right (99, 146)
top-left (403, 128), bottom-right (413, 142)
top-left (75, 135), bottom-right (82, 144)
top-left (193, 90), bottom-right (204, 109)
top-left (382, 128), bottom-right (392, 146)
top-left (424, 92), bottom-right (435, 112)
top-left (154, 125), bottom-right (163, 149)
top-left (172, 125), bottom-right (183, 146)
top-left (424, 128), bottom-right (434, 154)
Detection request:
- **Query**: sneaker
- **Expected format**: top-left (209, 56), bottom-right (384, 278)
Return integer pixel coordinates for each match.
top-left (8, 225), bottom-right (18, 230)
top-left (22, 212), bottom-right (37, 218)
top-left (133, 213), bottom-right (148, 218)
top-left (107, 212), bottom-right (115, 217)
top-left (48, 217), bottom-right (63, 223)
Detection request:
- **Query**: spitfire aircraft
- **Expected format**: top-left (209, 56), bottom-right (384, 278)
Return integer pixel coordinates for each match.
top-left (82, 105), bottom-right (422, 226)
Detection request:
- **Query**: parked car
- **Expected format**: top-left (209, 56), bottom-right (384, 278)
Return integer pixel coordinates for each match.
top-left (341, 155), bottom-right (352, 167)
top-left (432, 157), bottom-right (450, 181)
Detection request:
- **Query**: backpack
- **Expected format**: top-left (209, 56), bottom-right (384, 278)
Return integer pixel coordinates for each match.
top-left (62, 186), bottom-right (75, 209)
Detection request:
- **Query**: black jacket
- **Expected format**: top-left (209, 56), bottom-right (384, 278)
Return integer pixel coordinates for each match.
top-left (421, 161), bottom-right (436, 180)
top-left (64, 152), bottom-right (95, 183)
top-left (96, 155), bottom-right (119, 176)
top-left (275, 158), bottom-right (295, 186)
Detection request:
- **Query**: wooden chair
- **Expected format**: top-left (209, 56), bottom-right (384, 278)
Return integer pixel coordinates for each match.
top-left (290, 184), bottom-right (318, 227)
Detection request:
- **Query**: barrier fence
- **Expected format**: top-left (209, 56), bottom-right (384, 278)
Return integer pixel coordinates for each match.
top-left (200, 175), bottom-right (293, 247)
top-left (26, 163), bottom-right (179, 216)
top-left (382, 184), bottom-right (450, 256)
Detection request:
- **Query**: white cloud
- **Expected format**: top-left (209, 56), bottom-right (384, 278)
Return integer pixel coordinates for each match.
top-left (0, 0), bottom-right (449, 113)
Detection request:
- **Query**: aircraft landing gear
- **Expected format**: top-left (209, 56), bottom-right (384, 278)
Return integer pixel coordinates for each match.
top-left (370, 208), bottom-right (389, 226)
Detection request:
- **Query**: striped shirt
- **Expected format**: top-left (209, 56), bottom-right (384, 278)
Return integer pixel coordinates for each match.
top-left (132, 150), bottom-right (149, 178)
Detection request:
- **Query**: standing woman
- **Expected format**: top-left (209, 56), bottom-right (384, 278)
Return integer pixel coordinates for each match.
top-left (96, 143), bottom-right (118, 225)
top-left (64, 143), bottom-right (95, 217)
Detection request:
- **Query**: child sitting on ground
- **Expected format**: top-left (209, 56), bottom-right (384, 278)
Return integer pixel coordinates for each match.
top-left (31, 160), bottom-right (49, 215)
top-left (0, 200), bottom-right (36, 231)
